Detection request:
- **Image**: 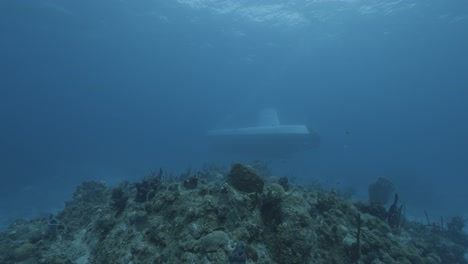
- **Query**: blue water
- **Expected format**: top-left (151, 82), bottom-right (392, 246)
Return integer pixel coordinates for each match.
top-left (1, 0), bottom-right (467, 228)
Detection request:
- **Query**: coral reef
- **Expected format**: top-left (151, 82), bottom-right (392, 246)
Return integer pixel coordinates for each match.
top-left (0, 163), bottom-right (467, 264)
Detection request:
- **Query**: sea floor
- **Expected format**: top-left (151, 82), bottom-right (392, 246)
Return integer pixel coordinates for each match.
top-left (0, 163), bottom-right (467, 264)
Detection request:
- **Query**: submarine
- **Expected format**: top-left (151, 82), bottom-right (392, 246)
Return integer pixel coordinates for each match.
top-left (208, 108), bottom-right (320, 156)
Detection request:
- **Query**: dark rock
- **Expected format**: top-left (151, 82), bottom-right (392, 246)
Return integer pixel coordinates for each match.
top-left (355, 202), bottom-right (387, 221)
top-left (110, 186), bottom-right (128, 215)
top-left (183, 176), bottom-right (198, 189)
top-left (129, 211), bottom-right (148, 229)
top-left (135, 176), bottom-right (161, 203)
top-left (246, 244), bottom-right (258, 261)
top-left (261, 188), bottom-right (283, 230)
top-left (229, 241), bottom-right (247, 264)
top-left (447, 216), bottom-right (465, 233)
top-left (278, 176), bottom-right (289, 191)
top-left (72, 181), bottom-right (107, 204)
top-left (47, 218), bottom-right (60, 237)
top-left (217, 207), bottom-right (228, 222)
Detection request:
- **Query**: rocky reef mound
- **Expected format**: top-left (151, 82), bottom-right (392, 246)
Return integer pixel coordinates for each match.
top-left (1, 163), bottom-right (467, 264)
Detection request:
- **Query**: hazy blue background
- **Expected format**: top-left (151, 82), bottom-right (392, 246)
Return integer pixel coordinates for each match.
top-left (1, 0), bottom-right (467, 228)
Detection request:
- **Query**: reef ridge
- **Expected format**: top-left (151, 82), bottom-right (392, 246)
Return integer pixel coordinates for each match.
top-left (0, 163), bottom-right (467, 264)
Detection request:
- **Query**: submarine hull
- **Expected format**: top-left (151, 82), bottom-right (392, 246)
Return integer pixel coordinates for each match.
top-left (208, 125), bottom-right (320, 156)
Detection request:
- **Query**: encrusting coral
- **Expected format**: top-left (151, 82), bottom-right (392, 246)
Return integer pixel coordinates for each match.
top-left (0, 163), bottom-right (467, 264)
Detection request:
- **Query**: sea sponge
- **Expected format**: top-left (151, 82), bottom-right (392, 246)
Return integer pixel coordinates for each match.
top-left (368, 177), bottom-right (395, 205)
top-left (226, 163), bottom-right (264, 193)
